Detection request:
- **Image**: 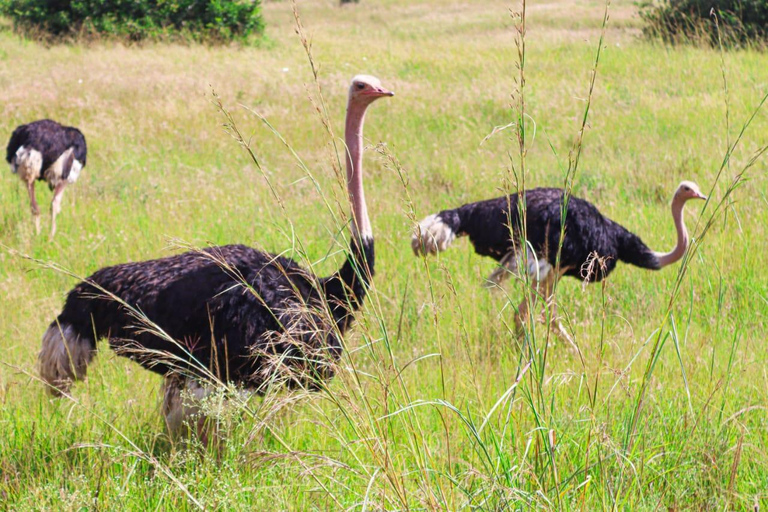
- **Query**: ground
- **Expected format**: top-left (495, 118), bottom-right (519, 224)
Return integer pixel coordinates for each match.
top-left (0, 0), bottom-right (767, 509)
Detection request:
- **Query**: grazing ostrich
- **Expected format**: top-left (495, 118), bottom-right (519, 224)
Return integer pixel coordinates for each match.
top-left (6, 119), bottom-right (87, 236)
top-left (412, 182), bottom-right (706, 337)
top-left (39, 76), bottom-right (393, 433)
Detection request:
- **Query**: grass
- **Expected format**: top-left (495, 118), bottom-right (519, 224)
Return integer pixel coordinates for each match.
top-left (1, 0), bottom-right (767, 508)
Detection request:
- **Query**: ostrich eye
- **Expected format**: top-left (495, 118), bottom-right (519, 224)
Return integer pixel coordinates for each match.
top-left (355, 83), bottom-right (365, 90)
top-left (683, 186), bottom-right (689, 191)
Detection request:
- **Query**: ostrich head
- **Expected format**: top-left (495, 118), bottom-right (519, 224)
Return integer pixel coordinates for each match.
top-left (343, 74), bottom-right (393, 241)
top-left (651, 180), bottom-right (707, 268)
top-left (348, 75), bottom-right (394, 106)
top-left (674, 181), bottom-right (707, 203)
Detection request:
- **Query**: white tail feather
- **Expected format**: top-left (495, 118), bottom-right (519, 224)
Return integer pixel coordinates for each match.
top-left (412, 214), bottom-right (456, 255)
top-left (39, 323), bottom-right (94, 396)
top-left (12, 146), bottom-right (43, 182)
top-left (43, 147), bottom-right (75, 188)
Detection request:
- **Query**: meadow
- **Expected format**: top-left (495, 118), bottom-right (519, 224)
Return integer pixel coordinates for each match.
top-left (0, 0), bottom-right (767, 509)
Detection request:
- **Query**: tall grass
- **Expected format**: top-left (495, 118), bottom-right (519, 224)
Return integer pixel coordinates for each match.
top-left (0, 0), bottom-right (767, 509)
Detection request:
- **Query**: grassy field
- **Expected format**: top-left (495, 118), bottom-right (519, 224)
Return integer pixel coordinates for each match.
top-left (1, 0), bottom-right (767, 509)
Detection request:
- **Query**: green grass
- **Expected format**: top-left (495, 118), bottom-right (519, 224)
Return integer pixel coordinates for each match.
top-left (1, 0), bottom-right (767, 509)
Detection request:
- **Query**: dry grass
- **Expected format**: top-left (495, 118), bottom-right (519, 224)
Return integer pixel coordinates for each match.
top-left (0, 0), bottom-right (767, 509)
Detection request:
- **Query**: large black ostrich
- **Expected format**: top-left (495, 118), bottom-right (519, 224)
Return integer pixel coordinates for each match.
top-left (39, 76), bottom-right (393, 432)
top-left (6, 119), bottom-right (87, 236)
top-left (412, 182), bottom-right (706, 337)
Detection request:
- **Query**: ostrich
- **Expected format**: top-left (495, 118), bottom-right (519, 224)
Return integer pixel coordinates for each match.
top-left (39, 76), bottom-right (394, 433)
top-left (412, 182), bottom-right (707, 337)
top-left (6, 119), bottom-right (87, 236)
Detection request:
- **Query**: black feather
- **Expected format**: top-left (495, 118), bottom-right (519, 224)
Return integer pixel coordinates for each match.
top-left (52, 240), bottom-right (373, 391)
top-left (436, 188), bottom-right (660, 282)
top-left (6, 119), bottom-right (87, 182)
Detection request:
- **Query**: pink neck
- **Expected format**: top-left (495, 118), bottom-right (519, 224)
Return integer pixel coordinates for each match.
top-left (654, 199), bottom-right (689, 267)
top-left (345, 101), bottom-right (372, 241)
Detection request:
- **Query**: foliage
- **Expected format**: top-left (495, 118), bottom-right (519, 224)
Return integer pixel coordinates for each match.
top-left (0, 0), bottom-right (264, 43)
top-left (638, 0), bottom-right (768, 47)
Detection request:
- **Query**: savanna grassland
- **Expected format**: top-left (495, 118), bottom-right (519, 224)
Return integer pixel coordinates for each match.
top-left (1, 0), bottom-right (767, 509)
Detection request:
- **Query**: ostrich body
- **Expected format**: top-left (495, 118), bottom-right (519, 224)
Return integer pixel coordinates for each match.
top-left (412, 182), bottom-right (706, 336)
top-left (39, 76), bottom-right (393, 431)
top-left (6, 119), bottom-right (87, 236)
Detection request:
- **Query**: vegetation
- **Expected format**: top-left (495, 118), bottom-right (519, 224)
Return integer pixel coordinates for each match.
top-left (639, 0), bottom-right (768, 47)
top-left (0, 0), bottom-right (263, 43)
top-left (0, 0), bottom-right (767, 508)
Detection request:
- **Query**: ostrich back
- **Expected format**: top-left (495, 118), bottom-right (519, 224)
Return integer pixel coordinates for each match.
top-left (444, 188), bottom-right (657, 282)
top-left (57, 245), bottom-right (343, 389)
top-left (6, 119), bottom-right (87, 177)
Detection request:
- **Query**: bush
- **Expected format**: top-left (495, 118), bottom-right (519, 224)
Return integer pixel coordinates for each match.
top-left (0, 0), bottom-right (264, 43)
top-left (638, 0), bottom-right (768, 47)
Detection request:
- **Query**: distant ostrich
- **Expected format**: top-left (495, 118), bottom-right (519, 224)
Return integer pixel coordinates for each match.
top-left (412, 182), bottom-right (707, 336)
top-left (39, 76), bottom-right (393, 432)
top-left (6, 119), bottom-right (87, 236)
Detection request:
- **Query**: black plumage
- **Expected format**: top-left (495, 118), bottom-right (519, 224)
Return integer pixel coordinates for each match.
top-left (431, 188), bottom-right (660, 282)
top-left (6, 119), bottom-right (87, 186)
top-left (52, 240), bottom-right (373, 389)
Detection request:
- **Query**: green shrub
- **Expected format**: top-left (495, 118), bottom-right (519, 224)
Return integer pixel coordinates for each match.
top-left (0, 0), bottom-right (264, 43)
top-left (638, 0), bottom-right (768, 47)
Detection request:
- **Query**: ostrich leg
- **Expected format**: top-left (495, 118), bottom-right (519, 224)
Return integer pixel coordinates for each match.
top-left (514, 278), bottom-right (544, 334)
top-left (163, 377), bottom-right (214, 445)
top-left (27, 180), bottom-right (41, 234)
top-left (50, 182), bottom-right (67, 237)
top-left (492, 250), bottom-right (549, 335)
top-left (485, 251), bottom-right (518, 287)
top-left (513, 267), bottom-right (573, 344)
top-left (541, 268), bottom-right (574, 345)
top-left (514, 292), bottom-right (531, 333)
top-left (541, 268), bottom-right (576, 347)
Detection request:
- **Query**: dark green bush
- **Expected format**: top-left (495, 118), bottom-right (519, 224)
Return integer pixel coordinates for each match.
top-left (0, 0), bottom-right (263, 43)
top-left (638, 0), bottom-right (768, 47)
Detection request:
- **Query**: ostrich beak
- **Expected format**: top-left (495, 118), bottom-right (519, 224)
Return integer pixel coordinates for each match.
top-left (367, 87), bottom-right (394, 98)
top-left (695, 192), bottom-right (707, 200)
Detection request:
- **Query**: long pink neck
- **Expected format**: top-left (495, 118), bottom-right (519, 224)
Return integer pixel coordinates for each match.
top-left (345, 101), bottom-right (372, 241)
top-left (654, 199), bottom-right (689, 267)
